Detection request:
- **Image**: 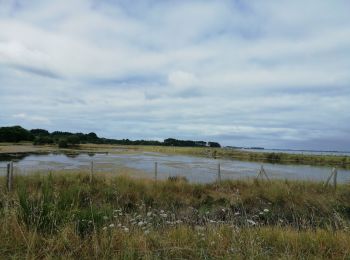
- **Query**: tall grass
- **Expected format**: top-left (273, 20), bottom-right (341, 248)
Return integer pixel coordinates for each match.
top-left (0, 172), bottom-right (349, 258)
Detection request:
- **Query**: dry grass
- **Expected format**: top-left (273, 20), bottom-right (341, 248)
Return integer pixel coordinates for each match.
top-left (0, 172), bottom-right (349, 258)
top-left (1, 221), bottom-right (350, 259)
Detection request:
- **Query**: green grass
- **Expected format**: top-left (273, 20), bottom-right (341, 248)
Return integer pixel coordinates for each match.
top-left (0, 172), bottom-right (349, 258)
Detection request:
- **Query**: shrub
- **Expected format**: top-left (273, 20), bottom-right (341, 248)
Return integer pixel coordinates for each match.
top-left (58, 139), bottom-right (68, 148)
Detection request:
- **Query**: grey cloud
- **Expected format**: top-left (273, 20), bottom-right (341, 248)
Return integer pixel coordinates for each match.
top-left (11, 64), bottom-right (63, 79)
top-left (0, 0), bottom-right (349, 151)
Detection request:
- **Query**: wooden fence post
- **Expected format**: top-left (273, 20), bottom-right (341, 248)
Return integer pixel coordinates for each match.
top-left (6, 163), bottom-right (11, 192)
top-left (90, 161), bottom-right (94, 183)
top-left (154, 162), bottom-right (158, 181)
top-left (7, 162), bottom-right (13, 192)
top-left (217, 163), bottom-right (221, 183)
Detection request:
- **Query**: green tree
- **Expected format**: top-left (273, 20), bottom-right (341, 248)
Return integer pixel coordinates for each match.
top-left (0, 126), bottom-right (34, 142)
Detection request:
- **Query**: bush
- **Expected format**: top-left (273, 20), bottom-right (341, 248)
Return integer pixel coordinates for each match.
top-left (66, 135), bottom-right (80, 145)
top-left (58, 139), bottom-right (68, 148)
top-left (33, 136), bottom-right (54, 145)
top-left (266, 153), bottom-right (282, 163)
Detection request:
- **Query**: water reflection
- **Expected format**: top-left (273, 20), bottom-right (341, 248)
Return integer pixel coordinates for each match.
top-left (0, 152), bottom-right (349, 183)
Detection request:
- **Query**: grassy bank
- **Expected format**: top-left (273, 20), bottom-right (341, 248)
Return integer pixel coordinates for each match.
top-left (129, 145), bottom-right (350, 169)
top-left (0, 172), bottom-right (349, 258)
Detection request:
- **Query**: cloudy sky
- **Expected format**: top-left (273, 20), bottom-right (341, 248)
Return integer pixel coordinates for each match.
top-left (0, 0), bottom-right (350, 150)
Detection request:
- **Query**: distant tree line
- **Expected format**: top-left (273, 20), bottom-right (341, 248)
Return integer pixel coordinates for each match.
top-left (0, 126), bottom-right (221, 148)
top-left (164, 138), bottom-right (221, 148)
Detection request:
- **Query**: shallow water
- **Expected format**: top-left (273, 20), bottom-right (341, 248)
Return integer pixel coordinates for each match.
top-left (0, 152), bottom-right (349, 183)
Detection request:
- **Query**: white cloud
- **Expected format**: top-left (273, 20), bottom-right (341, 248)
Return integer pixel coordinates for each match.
top-left (12, 113), bottom-right (51, 124)
top-left (168, 71), bottom-right (197, 89)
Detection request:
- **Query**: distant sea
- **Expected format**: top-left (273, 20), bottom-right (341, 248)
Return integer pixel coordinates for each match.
top-left (236, 148), bottom-right (350, 156)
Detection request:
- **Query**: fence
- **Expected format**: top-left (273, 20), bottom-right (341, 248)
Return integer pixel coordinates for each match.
top-left (0, 156), bottom-right (343, 192)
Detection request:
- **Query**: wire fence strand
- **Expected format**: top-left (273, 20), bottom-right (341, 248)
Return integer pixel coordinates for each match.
top-left (1, 153), bottom-right (350, 185)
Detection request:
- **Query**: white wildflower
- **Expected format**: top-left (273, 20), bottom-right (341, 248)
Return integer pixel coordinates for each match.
top-left (247, 219), bottom-right (256, 226)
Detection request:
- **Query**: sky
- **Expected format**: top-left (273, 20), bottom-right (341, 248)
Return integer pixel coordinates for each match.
top-left (0, 0), bottom-right (350, 150)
